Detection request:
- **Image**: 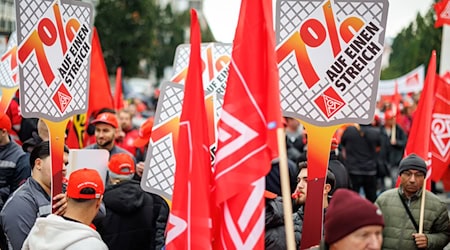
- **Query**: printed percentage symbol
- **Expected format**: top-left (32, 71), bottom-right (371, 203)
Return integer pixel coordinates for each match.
top-left (1, 46), bottom-right (18, 83)
top-left (277, 0), bottom-right (365, 88)
top-left (18, 2), bottom-right (80, 87)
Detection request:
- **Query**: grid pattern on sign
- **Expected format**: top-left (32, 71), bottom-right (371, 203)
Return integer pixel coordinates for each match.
top-left (16, 0), bottom-right (92, 119)
top-left (0, 58), bottom-right (15, 88)
top-left (172, 43), bottom-right (232, 81)
top-left (141, 82), bottom-right (184, 198)
top-left (276, 0), bottom-right (386, 125)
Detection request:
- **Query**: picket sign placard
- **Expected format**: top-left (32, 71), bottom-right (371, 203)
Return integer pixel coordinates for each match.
top-left (15, 0), bottom-right (94, 209)
top-left (275, 0), bottom-right (389, 247)
top-left (140, 43), bottom-right (230, 200)
top-left (0, 32), bottom-right (18, 113)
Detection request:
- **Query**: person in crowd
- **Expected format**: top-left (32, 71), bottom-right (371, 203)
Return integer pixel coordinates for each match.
top-left (311, 189), bottom-right (384, 250)
top-left (116, 109), bottom-right (139, 156)
top-left (94, 153), bottom-right (169, 250)
top-left (266, 158), bottom-right (298, 199)
top-left (22, 118), bottom-right (49, 153)
top-left (22, 168), bottom-right (107, 250)
top-left (0, 113), bottom-right (31, 250)
top-left (133, 116), bottom-right (154, 179)
top-left (0, 141), bottom-right (68, 250)
top-left (284, 117), bottom-right (306, 163)
top-left (292, 161), bottom-right (335, 248)
top-left (327, 138), bottom-right (350, 194)
top-left (85, 112), bottom-right (133, 159)
top-left (341, 123), bottom-right (381, 202)
top-left (375, 154), bottom-right (450, 249)
top-left (378, 109), bottom-right (407, 188)
top-left (84, 108), bottom-right (117, 146)
top-left (264, 190), bottom-right (287, 250)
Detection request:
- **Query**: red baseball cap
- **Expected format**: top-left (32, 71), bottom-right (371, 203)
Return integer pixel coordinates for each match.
top-left (330, 137), bottom-right (338, 151)
top-left (67, 168), bottom-right (104, 199)
top-left (108, 153), bottom-right (135, 176)
top-left (133, 117), bottom-right (154, 148)
top-left (0, 113), bottom-right (12, 132)
top-left (384, 110), bottom-right (395, 120)
top-left (91, 113), bottom-right (119, 128)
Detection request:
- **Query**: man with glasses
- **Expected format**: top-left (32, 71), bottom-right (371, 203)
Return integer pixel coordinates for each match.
top-left (375, 154), bottom-right (450, 249)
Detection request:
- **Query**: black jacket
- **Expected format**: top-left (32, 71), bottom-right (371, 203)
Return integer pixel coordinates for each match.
top-left (94, 180), bottom-right (169, 250)
top-left (265, 197), bottom-right (286, 250)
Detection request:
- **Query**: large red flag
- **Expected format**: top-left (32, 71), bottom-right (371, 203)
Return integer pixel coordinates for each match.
top-left (213, 0), bottom-right (282, 248)
top-left (82, 28), bottom-right (114, 146)
top-left (430, 74), bottom-right (450, 182)
top-left (165, 9), bottom-right (212, 249)
top-left (114, 66), bottom-right (124, 110)
top-left (401, 51), bottom-right (437, 189)
top-left (434, 0), bottom-right (450, 28)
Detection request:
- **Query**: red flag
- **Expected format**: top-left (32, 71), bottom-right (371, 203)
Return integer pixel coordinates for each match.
top-left (430, 75), bottom-right (450, 182)
top-left (165, 9), bottom-right (212, 249)
top-left (434, 0), bottom-right (450, 28)
top-left (82, 28), bottom-right (114, 146)
top-left (213, 0), bottom-right (282, 248)
top-left (400, 51), bottom-right (437, 189)
top-left (114, 67), bottom-right (124, 110)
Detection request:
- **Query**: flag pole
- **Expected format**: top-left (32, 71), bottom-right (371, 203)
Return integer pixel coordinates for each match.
top-left (418, 175), bottom-right (427, 233)
top-left (277, 128), bottom-right (296, 250)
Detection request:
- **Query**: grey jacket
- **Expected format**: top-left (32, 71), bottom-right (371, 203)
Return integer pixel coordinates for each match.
top-left (0, 177), bottom-right (50, 250)
top-left (375, 188), bottom-right (450, 250)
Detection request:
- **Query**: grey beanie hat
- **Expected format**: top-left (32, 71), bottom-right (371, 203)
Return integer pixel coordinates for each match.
top-left (398, 154), bottom-right (427, 176)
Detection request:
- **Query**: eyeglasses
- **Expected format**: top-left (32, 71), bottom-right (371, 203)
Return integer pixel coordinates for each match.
top-left (401, 171), bottom-right (425, 179)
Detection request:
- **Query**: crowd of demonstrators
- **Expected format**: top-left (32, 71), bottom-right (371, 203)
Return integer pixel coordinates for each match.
top-left (22, 168), bottom-right (107, 250)
top-left (376, 154), bottom-right (450, 249)
top-left (94, 153), bottom-right (169, 250)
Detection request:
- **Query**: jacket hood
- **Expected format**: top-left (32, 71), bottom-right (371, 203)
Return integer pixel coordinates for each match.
top-left (103, 180), bottom-right (144, 214)
top-left (22, 214), bottom-right (106, 250)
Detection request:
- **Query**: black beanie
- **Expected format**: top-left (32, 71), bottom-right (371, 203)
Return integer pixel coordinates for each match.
top-left (398, 154), bottom-right (427, 176)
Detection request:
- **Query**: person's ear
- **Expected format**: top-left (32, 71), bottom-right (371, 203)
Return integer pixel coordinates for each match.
top-left (323, 183), bottom-right (331, 194)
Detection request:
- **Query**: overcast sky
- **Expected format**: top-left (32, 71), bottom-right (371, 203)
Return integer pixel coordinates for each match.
top-left (203, 0), bottom-right (434, 43)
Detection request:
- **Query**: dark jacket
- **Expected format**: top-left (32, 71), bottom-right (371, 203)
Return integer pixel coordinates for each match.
top-left (341, 125), bottom-right (380, 175)
top-left (379, 124), bottom-right (407, 170)
top-left (94, 180), bottom-right (169, 250)
top-left (293, 206), bottom-right (327, 249)
top-left (0, 177), bottom-right (51, 250)
top-left (328, 152), bottom-right (350, 193)
top-left (0, 139), bottom-right (30, 209)
top-left (265, 197), bottom-right (286, 250)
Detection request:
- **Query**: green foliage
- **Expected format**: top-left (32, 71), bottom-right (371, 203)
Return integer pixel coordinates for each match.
top-left (94, 1), bottom-right (216, 79)
top-left (380, 6), bottom-right (442, 79)
top-left (94, 0), bottom-right (159, 77)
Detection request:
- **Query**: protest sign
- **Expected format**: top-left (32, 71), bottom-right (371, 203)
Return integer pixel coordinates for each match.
top-left (16, 0), bottom-right (94, 207)
top-left (275, 0), bottom-right (389, 247)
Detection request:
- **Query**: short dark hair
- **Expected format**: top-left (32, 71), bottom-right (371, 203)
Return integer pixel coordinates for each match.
top-left (30, 141), bottom-right (50, 169)
top-left (298, 161), bottom-right (336, 191)
top-left (30, 141), bottom-right (69, 169)
top-left (70, 187), bottom-right (97, 203)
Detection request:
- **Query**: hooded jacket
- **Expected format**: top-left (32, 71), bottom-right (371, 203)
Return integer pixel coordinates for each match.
top-left (94, 180), bottom-right (169, 250)
top-left (22, 214), bottom-right (107, 250)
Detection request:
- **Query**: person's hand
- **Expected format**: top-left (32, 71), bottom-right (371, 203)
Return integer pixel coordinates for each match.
top-left (136, 162), bottom-right (145, 177)
top-left (53, 193), bottom-right (67, 215)
top-left (412, 233), bottom-right (428, 249)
